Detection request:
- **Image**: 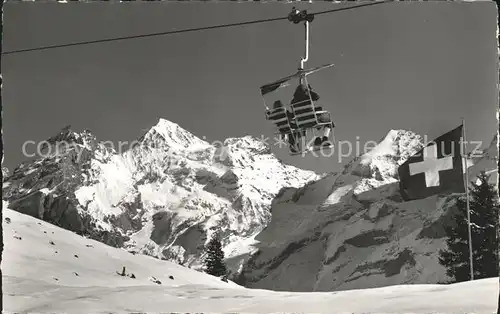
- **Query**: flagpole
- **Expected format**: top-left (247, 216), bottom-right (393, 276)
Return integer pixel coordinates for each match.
top-left (462, 118), bottom-right (474, 281)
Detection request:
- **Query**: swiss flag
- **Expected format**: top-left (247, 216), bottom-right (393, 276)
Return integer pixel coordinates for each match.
top-left (398, 125), bottom-right (465, 201)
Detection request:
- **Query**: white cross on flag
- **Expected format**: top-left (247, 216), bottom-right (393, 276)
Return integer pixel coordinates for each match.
top-left (398, 125), bottom-right (465, 201)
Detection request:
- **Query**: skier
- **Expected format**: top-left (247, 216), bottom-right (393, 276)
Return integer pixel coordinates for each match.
top-left (290, 79), bottom-right (334, 146)
top-left (265, 100), bottom-right (302, 153)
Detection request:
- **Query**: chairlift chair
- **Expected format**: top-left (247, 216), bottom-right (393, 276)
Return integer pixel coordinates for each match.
top-left (261, 8), bottom-right (336, 155)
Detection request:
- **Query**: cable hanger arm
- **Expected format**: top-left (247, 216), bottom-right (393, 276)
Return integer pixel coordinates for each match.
top-left (301, 21), bottom-right (309, 70)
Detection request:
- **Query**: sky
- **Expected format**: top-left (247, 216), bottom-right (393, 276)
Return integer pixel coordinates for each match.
top-left (2, 1), bottom-right (498, 174)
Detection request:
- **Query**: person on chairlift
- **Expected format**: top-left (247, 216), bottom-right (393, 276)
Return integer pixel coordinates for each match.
top-left (265, 100), bottom-right (302, 153)
top-left (290, 78), bottom-right (334, 147)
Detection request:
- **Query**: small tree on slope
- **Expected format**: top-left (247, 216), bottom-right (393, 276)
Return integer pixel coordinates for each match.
top-left (203, 234), bottom-right (227, 277)
top-left (439, 171), bottom-right (499, 282)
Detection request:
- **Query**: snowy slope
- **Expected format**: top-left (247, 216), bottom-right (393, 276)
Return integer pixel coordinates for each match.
top-left (236, 130), bottom-right (498, 292)
top-left (2, 205), bottom-right (239, 289)
top-left (2, 119), bottom-right (319, 275)
top-left (3, 205), bottom-right (497, 314)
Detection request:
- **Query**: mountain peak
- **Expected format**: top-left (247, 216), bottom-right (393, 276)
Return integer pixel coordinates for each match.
top-left (343, 129), bottom-right (423, 180)
top-left (138, 118), bottom-right (210, 150)
top-left (156, 118), bottom-right (180, 130)
top-left (40, 126), bottom-right (99, 154)
top-left (379, 129), bottom-right (424, 161)
top-left (355, 129), bottom-right (423, 165)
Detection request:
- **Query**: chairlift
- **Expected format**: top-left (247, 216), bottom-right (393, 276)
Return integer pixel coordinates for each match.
top-left (261, 8), bottom-right (336, 155)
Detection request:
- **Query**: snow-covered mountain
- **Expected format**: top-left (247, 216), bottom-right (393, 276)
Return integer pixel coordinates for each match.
top-left (2, 119), bottom-right (319, 274)
top-left (3, 203), bottom-right (497, 314)
top-left (467, 134), bottom-right (498, 185)
top-left (2, 166), bottom-right (10, 181)
top-left (235, 130), bottom-right (498, 292)
top-left (3, 120), bottom-right (496, 292)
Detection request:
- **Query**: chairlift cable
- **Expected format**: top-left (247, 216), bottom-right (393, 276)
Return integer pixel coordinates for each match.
top-left (2, 0), bottom-right (390, 55)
